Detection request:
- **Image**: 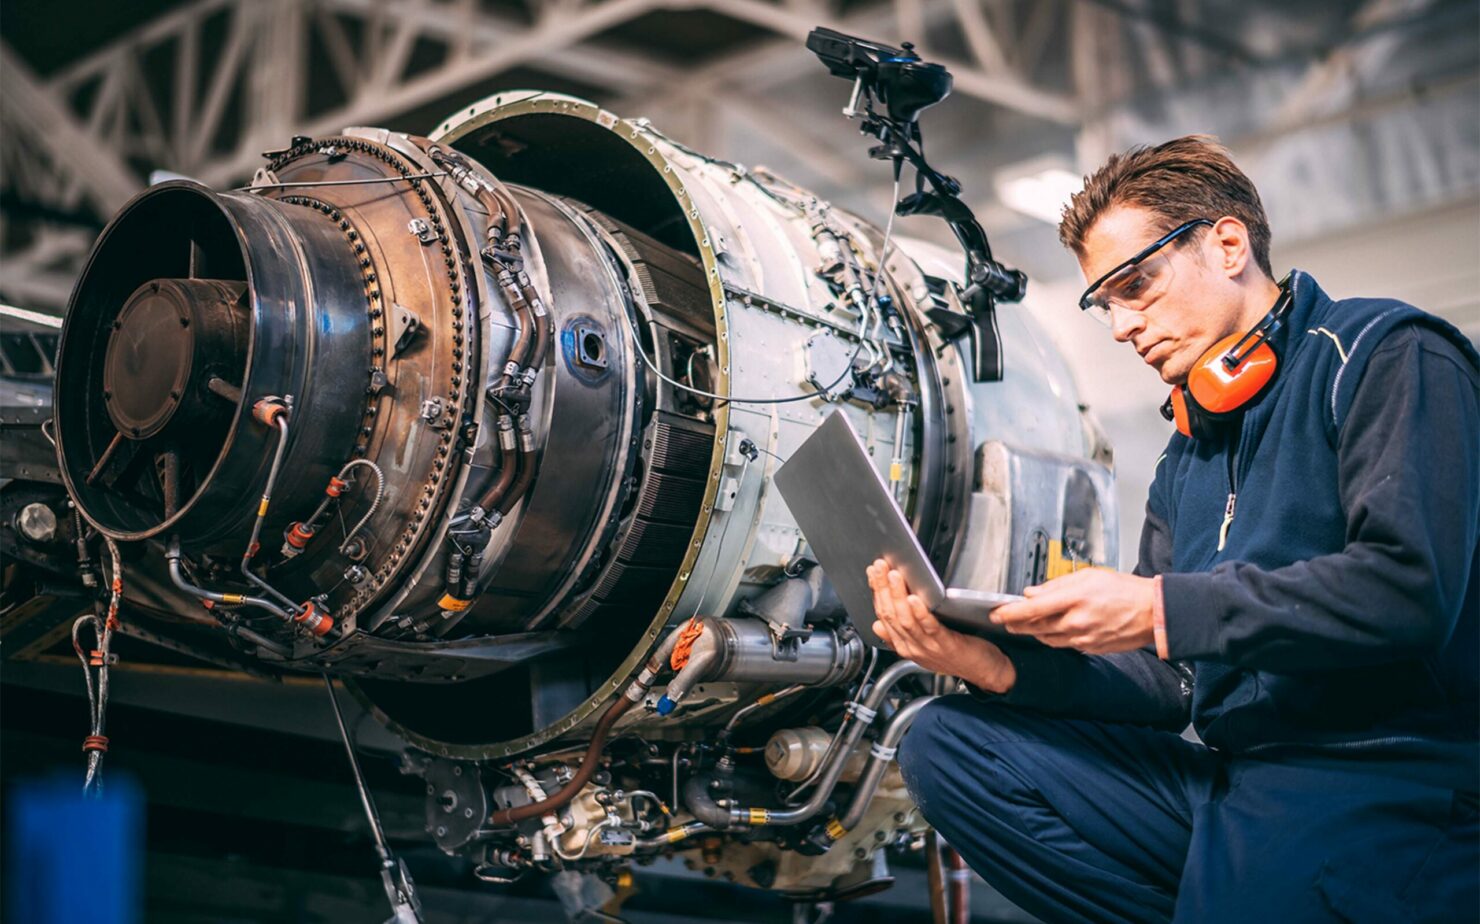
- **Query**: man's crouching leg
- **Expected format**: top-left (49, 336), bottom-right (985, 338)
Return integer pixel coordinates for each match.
top-left (897, 694), bottom-right (1218, 924)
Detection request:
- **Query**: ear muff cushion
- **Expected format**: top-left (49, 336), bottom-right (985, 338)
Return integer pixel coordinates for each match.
top-left (1187, 332), bottom-right (1279, 414)
top-left (1169, 387), bottom-right (1193, 438)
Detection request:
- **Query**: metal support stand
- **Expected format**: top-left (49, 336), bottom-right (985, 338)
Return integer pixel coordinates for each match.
top-left (323, 675), bottom-right (424, 924)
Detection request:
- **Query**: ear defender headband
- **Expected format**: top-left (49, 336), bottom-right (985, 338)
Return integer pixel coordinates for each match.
top-left (1162, 274), bottom-right (1294, 441)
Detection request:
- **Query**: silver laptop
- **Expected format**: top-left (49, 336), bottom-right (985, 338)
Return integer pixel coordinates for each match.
top-left (774, 410), bottom-right (1022, 647)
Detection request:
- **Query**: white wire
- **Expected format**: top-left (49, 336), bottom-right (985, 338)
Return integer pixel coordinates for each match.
top-left (620, 175), bottom-right (903, 407)
top-left (688, 455), bottom-right (751, 621)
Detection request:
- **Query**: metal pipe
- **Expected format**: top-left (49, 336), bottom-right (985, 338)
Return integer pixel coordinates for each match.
top-left (657, 629), bottom-right (721, 715)
top-left (837, 694), bottom-right (936, 831)
top-left (681, 659), bottom-right (927, 829)
top-left (719, 684), bottom-right (806, 742)
top-left (659, 617), bottom-right (866, 718)
top-left (635, 820), bottom-right (713, 850)
top-left (240, 415), bottom-right (297, 610)
top-left (299, 459), bottom-right (387, 552)
top-left (681, 758), bottom-right (736, 829)
top-left (225, 619), bottom-right (291, 658)
top-left (167, 543), bottom-right (291, 621)
top-left (335, 459), bottom-right (386, 552)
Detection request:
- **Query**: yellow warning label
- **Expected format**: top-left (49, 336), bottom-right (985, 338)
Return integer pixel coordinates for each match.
top-left (257, 498), bottom-right (270, 517)
top-left (439, 594), bottom-right (474, 612)
top-left (222, 594), bottom-right (246, 605)
top-left (825, 818), bottom-right (847, 840)
top-left (748, 808), bottom-right (769, 826)
top-left (1044, 539), bottom-right (1111, 581)
top-left (889, 461), bottom-right (903, 482)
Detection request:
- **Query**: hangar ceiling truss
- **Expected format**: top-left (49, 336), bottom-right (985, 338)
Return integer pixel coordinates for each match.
top-left (0, 0), bottom-right (1471, 310)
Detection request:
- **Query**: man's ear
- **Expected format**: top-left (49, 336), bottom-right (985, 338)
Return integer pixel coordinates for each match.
top-left (1209, 216), bottom-right (1252, 280)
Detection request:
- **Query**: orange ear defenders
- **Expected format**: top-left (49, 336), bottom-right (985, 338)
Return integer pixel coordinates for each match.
top-left (1162, 275), bottom-right (1294, 441)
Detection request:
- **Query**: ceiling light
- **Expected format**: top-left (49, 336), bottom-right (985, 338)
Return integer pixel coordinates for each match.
top-left (995, 161), bottom-right (1082, 225)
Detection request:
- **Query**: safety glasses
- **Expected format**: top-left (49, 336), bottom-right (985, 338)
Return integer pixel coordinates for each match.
top-left (1078, 218), bottom-right (1213, 326)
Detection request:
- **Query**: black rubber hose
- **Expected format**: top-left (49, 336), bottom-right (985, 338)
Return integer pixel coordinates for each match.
top-left (682, 760), bottom-right (737, 829)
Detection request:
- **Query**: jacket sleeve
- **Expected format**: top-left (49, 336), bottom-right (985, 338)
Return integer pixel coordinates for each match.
top-left (1162, 324), bottom-right (1480, 670)
top-left (966, 458), bottom-right (1193, 732)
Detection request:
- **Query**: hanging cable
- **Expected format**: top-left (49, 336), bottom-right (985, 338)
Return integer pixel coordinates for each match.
top-left (73, 537), bottom-right (122, 796)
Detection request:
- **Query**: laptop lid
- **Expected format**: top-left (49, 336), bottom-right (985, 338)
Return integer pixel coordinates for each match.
top-left (774, 411), bottom-right (948, 647)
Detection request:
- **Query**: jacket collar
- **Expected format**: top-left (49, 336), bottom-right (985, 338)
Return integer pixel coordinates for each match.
top-left (1269, 267), bottom-right (1328, 361)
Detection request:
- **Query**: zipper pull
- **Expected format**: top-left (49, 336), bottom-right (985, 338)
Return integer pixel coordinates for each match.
top-left (1217, 492), bottom-right (1237, 552)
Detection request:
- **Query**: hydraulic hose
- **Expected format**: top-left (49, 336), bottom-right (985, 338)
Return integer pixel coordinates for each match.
top-left (489, 694), bottom-right (635, 826)
top-left (474, 415), bottom-right (519, 516)
top-left (495, 269), bottom-right (535, 391)
top-left (290, 459), bottom-right (386, 557)
top-left (517, 275), bottom-right (550, 385)
top-left (493, 415), bottom-right (537, 517)
top-left (488, 627), bottom-right (686, 827)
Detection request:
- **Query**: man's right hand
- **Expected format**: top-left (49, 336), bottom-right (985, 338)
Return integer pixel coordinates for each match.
top-left (866, 559), bottom-right (1018, 694)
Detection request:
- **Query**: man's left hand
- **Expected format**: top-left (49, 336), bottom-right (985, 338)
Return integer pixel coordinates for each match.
top-left (991, 569), bottom-right (1158, 654)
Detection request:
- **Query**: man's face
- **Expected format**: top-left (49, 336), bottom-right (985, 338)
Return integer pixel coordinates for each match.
top-left (1077, 205), bottom-right (1243, 385)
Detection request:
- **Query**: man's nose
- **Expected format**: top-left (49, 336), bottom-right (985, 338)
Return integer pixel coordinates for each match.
top-left (1108, 303), bottom-right (1144, 343)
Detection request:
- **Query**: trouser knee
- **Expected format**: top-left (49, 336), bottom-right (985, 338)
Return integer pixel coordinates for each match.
top-left (897, 695), bottom-right (1027, 823)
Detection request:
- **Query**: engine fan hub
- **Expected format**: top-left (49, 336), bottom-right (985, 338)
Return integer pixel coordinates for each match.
top-left (102, 278), bottom-right (246, 441)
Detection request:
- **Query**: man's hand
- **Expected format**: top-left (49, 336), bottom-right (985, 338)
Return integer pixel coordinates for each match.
top-left (866, 560), bottom-right (1017, 694)
top-left (991, 569), bottom-right (1157, 654)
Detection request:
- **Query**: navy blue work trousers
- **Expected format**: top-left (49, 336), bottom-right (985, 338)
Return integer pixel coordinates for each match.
top-left (897, 695), bottom-right (1478, 923)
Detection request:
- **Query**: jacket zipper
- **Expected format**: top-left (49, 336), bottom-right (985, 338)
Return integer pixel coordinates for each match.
top-left (1217, 426), bottom-right (1240, 552)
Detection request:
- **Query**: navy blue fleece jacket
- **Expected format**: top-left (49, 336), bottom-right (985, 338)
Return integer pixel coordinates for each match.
top-left (979, 271), bottom-right (1479, 789)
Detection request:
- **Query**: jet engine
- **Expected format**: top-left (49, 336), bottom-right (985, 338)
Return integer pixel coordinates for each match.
top-left (41, 91), bottom-right (1117, 901)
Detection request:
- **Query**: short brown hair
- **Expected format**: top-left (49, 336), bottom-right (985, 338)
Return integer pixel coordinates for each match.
top-left (1058, 135), bottom-right (1273, 277)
